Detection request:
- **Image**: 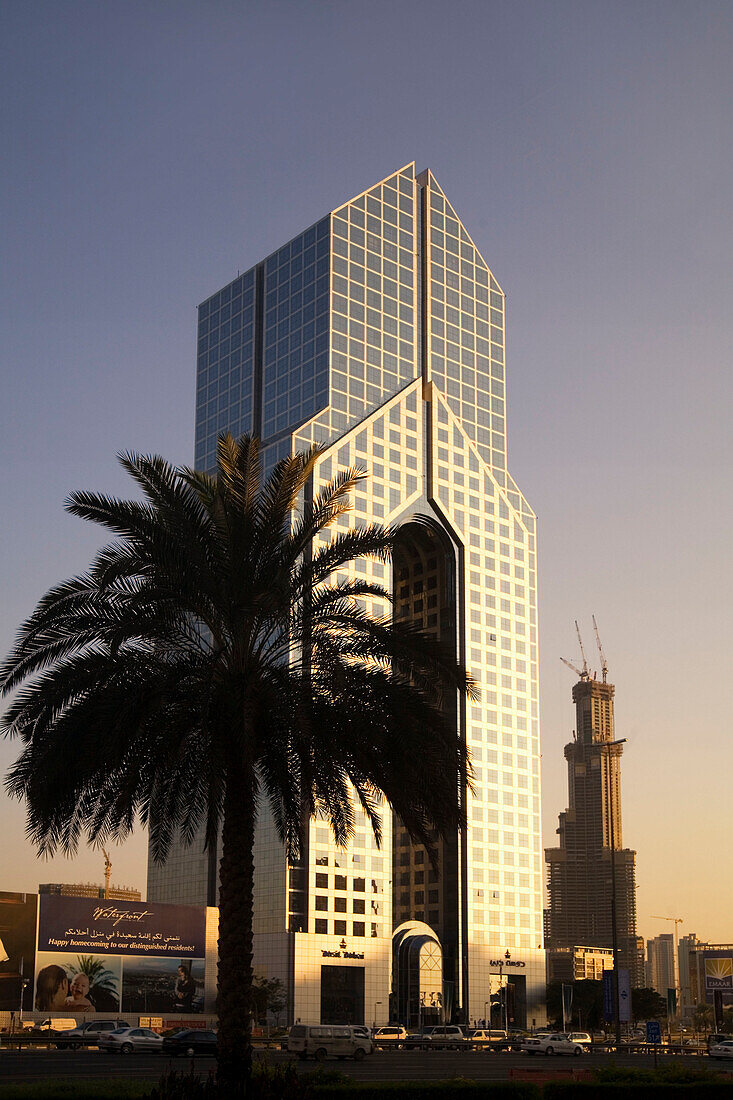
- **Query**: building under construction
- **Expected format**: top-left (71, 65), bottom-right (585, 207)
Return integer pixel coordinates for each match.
top-left (38, 882), bottom-right (142, 902)
top-left (544, 624), bottom-right (644, 987)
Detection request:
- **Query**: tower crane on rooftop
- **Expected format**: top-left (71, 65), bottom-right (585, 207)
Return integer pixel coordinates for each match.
top-left (592, 614), bottom-right (609, 683)
top-left (561, 619), bottom-right (591, 680)
top-left (560, 656), bottom-right (587, 680)
top-left (102, 848), bottom-right (112, 900)
top-left (575, 620), bottom-right (590, 679)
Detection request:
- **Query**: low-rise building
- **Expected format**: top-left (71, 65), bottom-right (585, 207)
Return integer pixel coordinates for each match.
top-left (547, 944), bottom-right (614, 983)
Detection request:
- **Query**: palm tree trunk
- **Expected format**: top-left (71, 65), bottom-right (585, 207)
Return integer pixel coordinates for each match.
top-left (216, 761), bottom-right (256, 1095)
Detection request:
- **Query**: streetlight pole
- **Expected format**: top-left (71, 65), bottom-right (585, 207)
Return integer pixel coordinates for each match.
top-left (602, 737), bottom-right (627, 1050)
top-left (497, 950), bottom-right (511, 1032)
top-left (373, 1000), bottom-right (382, 1030)
top-left (484, 1000), bottom-right (490, 1028)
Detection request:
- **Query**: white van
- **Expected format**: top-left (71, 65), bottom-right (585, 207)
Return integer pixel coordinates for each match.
top-left (38, 1018), bottom-right (77, 1032)
top-left (287, 1024), bottom-right (373, 1061)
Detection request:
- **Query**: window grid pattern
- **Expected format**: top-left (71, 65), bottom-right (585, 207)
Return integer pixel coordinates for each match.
top-left (195, 269), bottom-right (256, 471)
top-left (262, 217), bottom-right (331, 440)
top-left (330, 166), bottom-right (418, 430)
top-left (430, 390), bottom-right (542, 949)
top-left (424, 173), bottom-right (507, 477)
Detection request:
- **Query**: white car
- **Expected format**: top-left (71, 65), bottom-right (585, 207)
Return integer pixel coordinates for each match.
top-left (523, 1033), bottom-right (587, 1056)
top-left (567, 1031), bottom-right (592, 1046)
top-left (98, 1027), bottom-right (164, 1054)
top-left (709, 1040), bottom-right (733, 1060)
top-left (372, 1026), bottom-right (408, 1047)
top-left (470, 1029), bottom-right (510, 1049)
top-left (425, 1025), bottom-right (467, 1046)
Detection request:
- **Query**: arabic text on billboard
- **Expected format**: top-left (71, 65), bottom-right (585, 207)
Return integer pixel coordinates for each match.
top-left (37, 895), bottom-right (205, 957)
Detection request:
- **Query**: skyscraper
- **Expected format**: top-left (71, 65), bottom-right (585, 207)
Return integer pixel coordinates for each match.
top-left (646, 933), bottom-right (678, 998)
top-left (545, 672), bottom-right (644, 987)
top-left (148, 163), bottom-right (546, 1026)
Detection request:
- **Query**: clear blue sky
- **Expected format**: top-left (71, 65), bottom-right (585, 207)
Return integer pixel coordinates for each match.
top-left (2, 0), bottom-right (731, 942)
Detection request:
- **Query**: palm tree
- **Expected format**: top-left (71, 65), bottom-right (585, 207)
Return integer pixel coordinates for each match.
top-left (1, 434), bottom-right (474, 1094)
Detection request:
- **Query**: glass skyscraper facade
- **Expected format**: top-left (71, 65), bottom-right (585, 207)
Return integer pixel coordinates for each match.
top-left (148, 163), bottom-right (546, 1027)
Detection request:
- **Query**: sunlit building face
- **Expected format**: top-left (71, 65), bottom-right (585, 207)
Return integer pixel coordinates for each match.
top-left (148, 164), bottom-right (546, 1028)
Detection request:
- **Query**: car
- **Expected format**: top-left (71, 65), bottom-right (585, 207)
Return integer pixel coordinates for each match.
top-left (567, 1031), bottom-right (592, 1047)
top-left (425, 1025), bottom-right (467, 1047)
top-left (469, 1028), bottom-right (510, 1050)
top-left (372, 1026), bottom-right (409, 1047)
top-left (707, 1033), bottom-right (733, 1050)
top-left (709, 1040), bottom-right (733, 1060)
top-left (287, 1024), bottom-right (373, 1061)
top-left (98, 1027), bottom-right (164, 1054)
top-left (161, 1028), bottom-right (218, 1057)
top-left (522, 1033), bottom-right (587, 1057)
top-left (56, 1020), bottom-right (130, 1049)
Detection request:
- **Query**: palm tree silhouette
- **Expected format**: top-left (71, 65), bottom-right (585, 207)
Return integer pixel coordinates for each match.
top-left (1, 434), bottom-right (475, 1092)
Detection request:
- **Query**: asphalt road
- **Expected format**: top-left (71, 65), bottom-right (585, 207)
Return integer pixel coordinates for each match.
top-left (0, 1048), bottom-right (726, 1085)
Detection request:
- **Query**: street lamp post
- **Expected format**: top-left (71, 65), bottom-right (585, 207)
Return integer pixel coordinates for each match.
top-left (484, 1000), bottom-right (490, 1028)
top-left (373, 1000), bottom-right (382, 1030)
top-left (496, 949), bottom-right (511, 1032)
top-left (602, 737), bottom-right (627, 1050)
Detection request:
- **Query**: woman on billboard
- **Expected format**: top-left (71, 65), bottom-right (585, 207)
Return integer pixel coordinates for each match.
top-left (35, 964), bottom-right (69, 1011)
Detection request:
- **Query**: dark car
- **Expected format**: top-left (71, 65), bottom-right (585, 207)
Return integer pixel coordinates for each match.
top-left (707, 1033), bottom-right (733, 1050)
top-left (162, 1028), bottom-right (218, 1057)
top-left (56, 1020), bottom-right (130, 1049)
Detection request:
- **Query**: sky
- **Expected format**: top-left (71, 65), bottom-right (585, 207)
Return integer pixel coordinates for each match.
top-left (1, 0), bottom-right (731, 946)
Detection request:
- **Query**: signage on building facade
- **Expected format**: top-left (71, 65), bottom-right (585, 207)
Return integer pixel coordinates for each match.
top-left (490, 958), bottom-right (525, 967)
top-left (322, 942), bottom-right (364, 960)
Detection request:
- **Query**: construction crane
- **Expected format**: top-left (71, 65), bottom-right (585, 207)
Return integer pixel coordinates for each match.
top-left (575, 620), bottom-right (590, 678)
top-left (101, 848), bottom-right (112, 900)
top-left (560, 656), bottom-right (586, 680)
top-left (561, 619), bottom-right (590, 680)
top-left (592, 614), bottom-right (609, 683)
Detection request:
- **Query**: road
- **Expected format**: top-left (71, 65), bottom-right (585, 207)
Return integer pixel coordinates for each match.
top-left (0, 1048), bottom-right (726, 1085)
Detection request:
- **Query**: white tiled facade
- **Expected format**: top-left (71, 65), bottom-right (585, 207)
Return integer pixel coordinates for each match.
top-left (148, 163), bottom-right (546, 1027)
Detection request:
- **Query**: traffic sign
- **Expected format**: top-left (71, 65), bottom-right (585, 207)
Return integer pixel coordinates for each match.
top-left (646, 1020), bottom-right (662, 1044)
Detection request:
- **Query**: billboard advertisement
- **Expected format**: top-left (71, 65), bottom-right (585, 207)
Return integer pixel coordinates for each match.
top-left (0, 892), bottom-right (38, 1012)
top-left (704, 957), bottom-right (733, 993)
top-left (33, 895), bottom-right (207, 1015)
top-left (34, 951), bottom-right (122, 1013)
top-left (37, 895), bottom-right (205, 958)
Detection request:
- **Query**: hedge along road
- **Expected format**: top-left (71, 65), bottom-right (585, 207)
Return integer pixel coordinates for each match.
top-left (0, 1049), bottom-right (718, 1085)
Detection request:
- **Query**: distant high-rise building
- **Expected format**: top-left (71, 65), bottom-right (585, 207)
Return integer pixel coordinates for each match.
top-left (678, 932), bottom-right (703, 1013)
top-left (547, 944), bottom-right (614, 984)
top-left (148, 163), bottom-right (546, 1027)
top-left (545, 672), bottom-right (644, 987)
top-left (39, 882), bottom-right (142, 902)
top-left (646, 933), bottom-right (678, 997)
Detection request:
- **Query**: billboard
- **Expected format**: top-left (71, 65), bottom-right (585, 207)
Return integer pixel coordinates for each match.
top-left (704, 957), bottom-right (733, 993)
top-left (37, 895), bottom-right (205, 958)
top-left (32, 894), bottom-right (207, 1015)
top-left (0, 892), bottom-right (38, 1012)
